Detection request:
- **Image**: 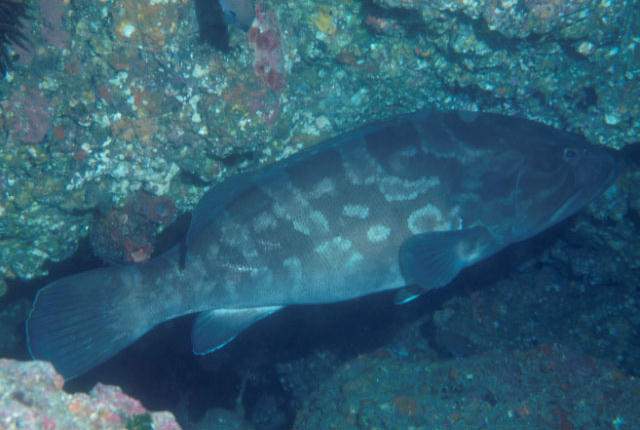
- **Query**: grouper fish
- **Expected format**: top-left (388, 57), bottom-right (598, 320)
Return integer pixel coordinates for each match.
top-left (26, 111), bottom-right (619, 379)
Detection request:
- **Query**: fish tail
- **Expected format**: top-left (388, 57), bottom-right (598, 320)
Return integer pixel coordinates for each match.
top-left (26, 265), bottom-right (154, 380)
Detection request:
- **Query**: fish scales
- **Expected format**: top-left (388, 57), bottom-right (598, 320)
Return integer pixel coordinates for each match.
top-left (26, 111), bottom-right (619, 378)
top-left (180, 117), bottom-right (477, 306)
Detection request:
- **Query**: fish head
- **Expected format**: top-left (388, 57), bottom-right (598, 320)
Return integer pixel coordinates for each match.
top-left (510, 123), bottom-right (619, 239)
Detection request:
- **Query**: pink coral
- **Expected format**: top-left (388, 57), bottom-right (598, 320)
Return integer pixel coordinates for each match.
top-left (91, 384), bottom-right (148, 417)
top-left (0, 359), bottom-right (181, 430)
top-left (39, 0), bottom-right (70, 49)
top-left (2, 89), bottom-right (54, 143)
top-left (248, 0), bottom-right (286, 92)
top-left (90, 191), bottom-right (177, 264)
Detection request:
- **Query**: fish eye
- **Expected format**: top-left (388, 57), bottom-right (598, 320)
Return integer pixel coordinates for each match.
top-left (563, 147), bottom-right (578, 161)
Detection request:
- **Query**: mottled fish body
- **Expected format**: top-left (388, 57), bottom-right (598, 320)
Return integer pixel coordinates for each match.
top-left (27, 111), bottom-right (619, 378)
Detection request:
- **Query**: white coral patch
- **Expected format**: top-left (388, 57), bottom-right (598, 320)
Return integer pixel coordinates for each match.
top-left (378, 176), bottom-right (440, 202)
top-left (367, 225), bottom-right (391, 243)
top-left (309, 177), bottom-right (335, 199)
top-left (408, 204), bottom-right (450, 234)
top-left (253, 211), bottom-right (278, 232)
top-left (315, 236), bottom-right (352, 255)
top-left (283, 257), bottom-right (303, 284)
top-left (343, 204), bottom-right (370, 219)
top-left (310, 210), bottom-right (330, 233)
top-left (346, 252), bottom-right (364, 268)
top-left (292, 218), bottom-right (311, 235)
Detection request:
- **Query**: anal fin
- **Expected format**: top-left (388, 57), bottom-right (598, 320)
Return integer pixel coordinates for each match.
top-left (192, 306), bottom-right (282, 355)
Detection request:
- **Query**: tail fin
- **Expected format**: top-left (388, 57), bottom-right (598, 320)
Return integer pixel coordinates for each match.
top-left (26, 265), bottom-right (153, 379)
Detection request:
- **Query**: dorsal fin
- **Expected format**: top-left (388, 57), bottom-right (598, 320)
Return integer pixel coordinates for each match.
top-left (187, 171), bottom-right (262, 247)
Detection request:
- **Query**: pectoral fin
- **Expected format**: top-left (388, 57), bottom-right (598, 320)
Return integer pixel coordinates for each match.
top-left (191, 306), bottom-right (282, 355)
top-left (399, 226), bottom-right (495, 292)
